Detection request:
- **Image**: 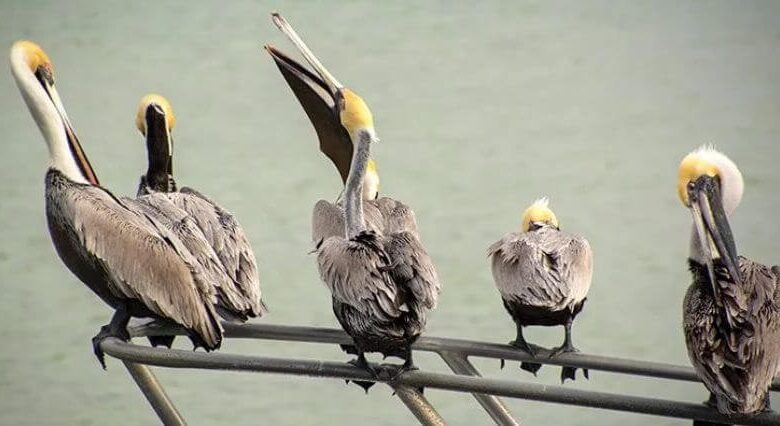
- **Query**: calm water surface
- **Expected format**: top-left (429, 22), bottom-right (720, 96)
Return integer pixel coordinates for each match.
top-left (1, 1), bottom-right (779, 425)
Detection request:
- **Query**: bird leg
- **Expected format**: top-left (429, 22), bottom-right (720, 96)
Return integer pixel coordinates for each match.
top-left (549, 317), bottom-right (588, 383)
top-left (390, 347), bottom-right (424, 393)
top-left (346, 352), bottom-right (378, 393)
top-left (507, 324), bottom-right (542, 375)
top-left (92, 306), bottom-right (131, 369)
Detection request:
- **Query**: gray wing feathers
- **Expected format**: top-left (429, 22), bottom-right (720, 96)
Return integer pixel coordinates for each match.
top-left (488, 229), bottom-right (592, 310)
top-left (374, 197), bottom-right (419, 236)
top-left (173, 188), bottom-right (264, 316)
top-left (63, 187), bottom-right (222, 347)
top-left (316, 237), bottom-right (403, 321)
top-left (384, 232), bottom-right (440, 310)
top-left (311, 199), bottom-right (384, 244)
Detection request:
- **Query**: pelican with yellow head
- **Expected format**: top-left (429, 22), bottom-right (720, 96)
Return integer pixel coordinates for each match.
top-left (265, 13), bottom-right (441, 389)
top-left (10, 41), bottom-right (228, 365)
top-left (488, 197), bottom-right (593, 382)
top-left (677, 146), bottom-right (780, 416)
top-left (132, 93), bottom-right (266, 350)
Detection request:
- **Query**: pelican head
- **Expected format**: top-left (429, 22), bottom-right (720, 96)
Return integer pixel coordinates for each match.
top-left (136, 93), bottom-right (176, 137)
top-left (10, 40), bottom-right (99, 185)
top-left (522, 197), bottom-right (559, 232)
top-left (266, 13), bottom-right (379, 184)
top-left (135, 94), bottom-right (176, 187)
top-left (677, 146), bottom-right (744, 288)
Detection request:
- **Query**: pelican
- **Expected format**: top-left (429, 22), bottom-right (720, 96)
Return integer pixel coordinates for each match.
top-left (678, 146), bottom-right (780, 418)
top-left (488, 197), bottom-right (593, 382)
top-left (264, 24), bottom-right (418, 245)
top-left (266, 14), bottom-right (441, 388)
top-left (133, 94), bottom-right (266, 347)
top-left (10, 40), bottom-right (223, 366)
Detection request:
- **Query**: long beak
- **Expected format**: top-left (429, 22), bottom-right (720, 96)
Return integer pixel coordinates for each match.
top-left (688, 175), bottom-right (743, 296)
top-left (144, 104), bottom-right (173, 176)
top-left (271, 13), bottom-right (343, 93)
top-left (41, 79), bottom-right (100, 186)
top-left (264, 45), bottom-right (352, 183)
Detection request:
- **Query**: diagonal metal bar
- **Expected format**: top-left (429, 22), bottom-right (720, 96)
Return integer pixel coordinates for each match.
top-left (122, 361), bottom-right (186, 426)
top-left (438, 351), bottom-right (520, 426)
top-left (128, 322), bottom-right (780, 391)
top-left (392, 385), bottom-right (447, 426)
top-left (101, 338), bottom-right (780, 426)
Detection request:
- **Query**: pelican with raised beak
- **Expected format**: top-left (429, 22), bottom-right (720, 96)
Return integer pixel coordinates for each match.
top-left (266, 14), bottom-right (441, 391)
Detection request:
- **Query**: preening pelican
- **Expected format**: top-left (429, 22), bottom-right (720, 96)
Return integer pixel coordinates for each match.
top-left (10, 41), bottom-right (223, 366)
top-left (134, 94), bottom-right (266, 348)
top-left (488, 197), bottom-right (593, 382)
top-left (267, 14), bottom-right (441, 389)
top-left (678, 146), bottom-right (780, 417)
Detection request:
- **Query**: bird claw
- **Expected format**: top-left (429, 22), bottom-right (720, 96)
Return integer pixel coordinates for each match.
top-left (500, 359), bottom-right (505, 369)
top-left (509, 339), bottom-right (537, 358)
top-left (549, 344), bottom-right (579, 358)
top-left (346, 356), bottom-right (379, 393)
top-left (520, 362), bottom-right (543, 375)
top-left (91, 324), bottom-right (130, 370)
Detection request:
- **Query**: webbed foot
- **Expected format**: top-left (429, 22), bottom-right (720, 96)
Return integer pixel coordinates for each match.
top-left (346, 354), bottom-right (378, 393)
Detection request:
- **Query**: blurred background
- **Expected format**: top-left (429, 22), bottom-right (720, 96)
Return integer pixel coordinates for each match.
top-left (1, 1), bottom-right (779, 424)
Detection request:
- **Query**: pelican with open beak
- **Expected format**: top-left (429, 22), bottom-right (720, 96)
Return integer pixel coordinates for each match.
top-left (265, 16), bottom-right (419, 247)
top-left (678, 146), bottom-right (780, 418)
top-left (10, 41), bottom-right (224, 366)
top-left (265, 14), bottom-right (441, 392)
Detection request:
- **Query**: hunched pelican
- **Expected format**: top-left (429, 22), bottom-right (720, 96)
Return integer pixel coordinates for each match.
top-left (678, 146), bottom-right (780, 417)
top-left (265, 35), bottom-right (418, 246)
top-left (131, 94), bottom-right (266, 347)
top-left (488, 197), bottom-right (593, 382)
top-left (267, 14), bottom-right (441, 389)
top-left (10, 41), bottom-right (223, 366)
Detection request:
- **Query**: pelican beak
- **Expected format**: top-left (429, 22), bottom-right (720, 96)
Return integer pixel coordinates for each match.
top-left (271, 13), bottom-right (343, 93)
top-left (144, 104), bottom-right (173, 175)
top-left (37, 73), bottom-right (100, 186)
top-left (687, 175), bottom-right (742, 290)
top-left (265, 14), bottom-right (353, 183)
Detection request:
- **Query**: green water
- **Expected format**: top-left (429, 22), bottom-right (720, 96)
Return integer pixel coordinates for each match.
top-left (1, 1), bottom-right (779, 424)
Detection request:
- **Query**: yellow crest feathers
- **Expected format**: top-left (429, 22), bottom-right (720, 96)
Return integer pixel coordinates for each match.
top-left (339, 89), bottom-right (373, 135)
top-left (521, 197), bottom-right (559, 232)
top-left (677, 145), bottom-right (721, 206)
top-left (135, 93), bottom-right (176, 135)
top-left (13, 40), bottom-right (53, 76)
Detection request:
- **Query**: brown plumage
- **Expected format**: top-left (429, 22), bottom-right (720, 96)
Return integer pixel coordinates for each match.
top-left (47, 170), bottom-right (223, 357)
top-left (684, 258), bottom-right (780, 415)
top-left (11, 40), bottom-right (226, 367)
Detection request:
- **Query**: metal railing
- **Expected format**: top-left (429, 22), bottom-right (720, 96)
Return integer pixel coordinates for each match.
top-left (98, 322), bottom-right (780, 426)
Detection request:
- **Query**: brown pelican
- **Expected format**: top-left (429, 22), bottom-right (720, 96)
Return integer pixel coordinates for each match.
top-left (133, 94), bottom-right (266, 348)
top-left (266, 14), bottom-right (441, 389)
top-left (488, 197), bottom-right (593, 382)
top-left (10, 40), bottom-right (223, 366)
top-left (678, 146), bottom-right (780, 418)
top-left (265, 41), bottom-right (419, 245)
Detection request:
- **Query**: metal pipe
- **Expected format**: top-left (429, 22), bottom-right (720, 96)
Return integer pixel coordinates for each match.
top-left (392, 385), bottom-right (447, 426)
top-left (438, 351), bottom-right (520, 426)
top-left (122, 361), bottom-right (186, 426)
top-left (101, 339), bottom-right (780, 425)
top-left (127, 322), bottom-right (780, 391)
